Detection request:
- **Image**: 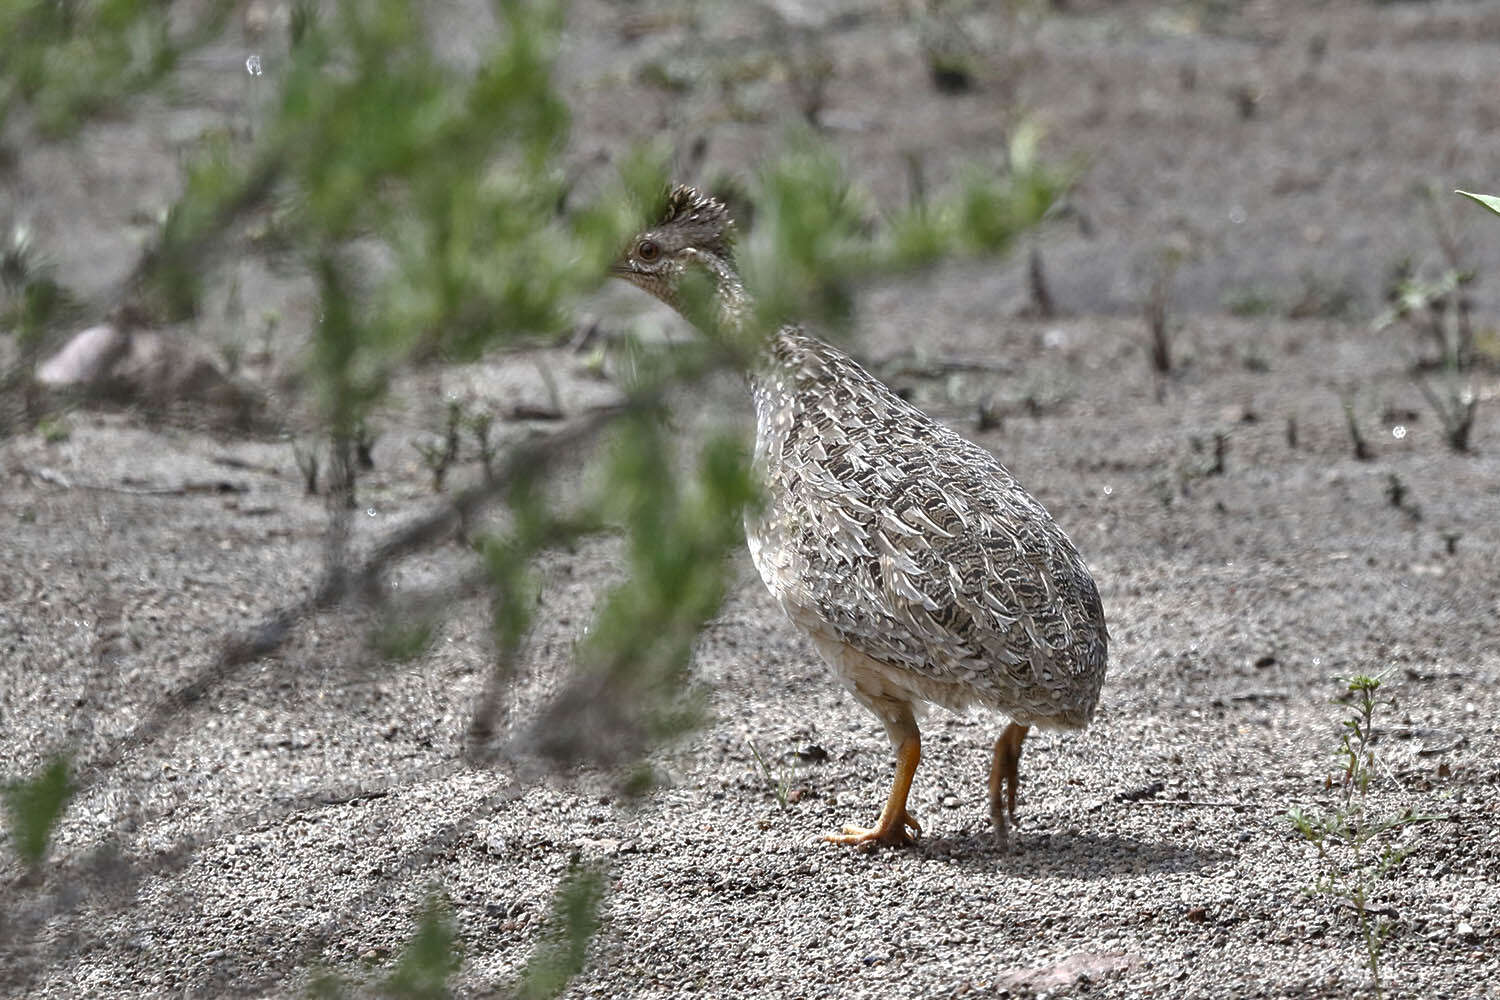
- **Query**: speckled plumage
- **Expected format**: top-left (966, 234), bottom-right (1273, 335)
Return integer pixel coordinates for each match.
top-left (614, 184), bottom-right (1108, 846)
top-left (746, 329), bottom-right (1108, 730)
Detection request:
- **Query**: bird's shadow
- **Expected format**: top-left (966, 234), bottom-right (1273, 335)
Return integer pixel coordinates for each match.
top-left (908, 828), bottom-right (1229, 877)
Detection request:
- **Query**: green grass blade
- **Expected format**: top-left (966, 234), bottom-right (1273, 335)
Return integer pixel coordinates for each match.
top-left (1455, 190), bottom-right (1500, 217)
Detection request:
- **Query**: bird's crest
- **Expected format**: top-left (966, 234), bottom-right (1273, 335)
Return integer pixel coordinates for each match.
top-left (654, 184), bottom-right (735, 261)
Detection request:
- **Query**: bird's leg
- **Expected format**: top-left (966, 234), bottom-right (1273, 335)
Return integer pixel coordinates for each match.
top-left (989, 722), bottom-right (1030, 848)
top-left (825, 723), bottom-right (922, 848)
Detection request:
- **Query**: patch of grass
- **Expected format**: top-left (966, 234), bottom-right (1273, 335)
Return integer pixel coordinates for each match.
top-left (1223, 286), bottom-right (1277, 318)
top-left (1287, 675), bottom-right (1438, 1000)
top-left (747, 740), bottom-right (795, 811)
top-left (37, 414), bottom-right (71, 443)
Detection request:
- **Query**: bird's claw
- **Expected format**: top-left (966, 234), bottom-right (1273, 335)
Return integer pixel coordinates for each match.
top-left (823, 810), bottom-right (922, 848)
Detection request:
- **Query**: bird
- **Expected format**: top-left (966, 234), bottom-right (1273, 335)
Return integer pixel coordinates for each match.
top-left (612, 184), bottom-right (1108, 848)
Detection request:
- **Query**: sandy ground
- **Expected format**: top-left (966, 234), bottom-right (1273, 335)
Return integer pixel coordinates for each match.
top-left (4, 2), bottom-right (1500, 998)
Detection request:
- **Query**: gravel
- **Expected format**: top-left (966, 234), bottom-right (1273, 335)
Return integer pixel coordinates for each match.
top-left (4, 2), bottom-right (1500, 998)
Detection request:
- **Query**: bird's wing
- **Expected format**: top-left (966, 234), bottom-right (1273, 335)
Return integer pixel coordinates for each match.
top-left (751, 334), bottom-right (1106, 711)
top-left (781, 426), bottom-right (1104, 695)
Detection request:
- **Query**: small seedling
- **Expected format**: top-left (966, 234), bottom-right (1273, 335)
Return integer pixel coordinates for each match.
top-left (1178, 430), bottom-right (1228, 488)
top-left (1287, 675), bottom-right (1438, 1000)
top-left (1341, 395), bottom-right (1373, 461)
top-left (328, 432), bottom-right (359, 510)
top-left (1287, 272), bottom-right (1356, 321)
top-left (469, 409), bottom-right (496, 482)
top-left (220, 339), bottom-right (243, 376)
top-left (747, 739), bottom-right (795, 811)
top-left (1224, 287), bottom-right (1277, 318)
top-left (928, 50), bottom-right (974, 95)
top-left (976, 394), bottom-right (1002, 433)
top-left (782, 36), bottom-right (835, 125)
top-left (1143, 247), bottom-right (1183, 377)
top-left (1210, 431), bottom-right (1228, 476)
top-left (413, 399), bottom-right (465, 493)
top-left (1377, 263), bottom-right (1475, 371)
top-left (292, 437), bottom-right (320, 495)
top-left (1384, 473), bottom-right (1421, 522)
top-left (354, 420), bottom-right (377, 470)
top-left (1026, 242), bottom-right (1056, 319)
top-left (289, 0), bottom-right (318, 46)
top-left (1383, 473), bottom-right (1406, 510)
top-left (37, 414), bottom-right (71, 443)
top-left (1413, 373), bottom-right (1478, 454)
top-left (255, 310), bottom-right (280, 365)
top-left (1228, 82), bottom-right (1259, 120)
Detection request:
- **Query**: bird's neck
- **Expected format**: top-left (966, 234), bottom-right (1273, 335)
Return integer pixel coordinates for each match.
top-left (689, 251), bottom-right (754, 340)
top-left (676, 253), bottom-right (795, 399)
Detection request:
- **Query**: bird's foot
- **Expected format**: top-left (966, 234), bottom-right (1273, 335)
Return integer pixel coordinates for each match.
top-left (989, 723), bottom-right (1028, 852)
top-left (823, 809), bottom-right (922, 849)
top-left (990, 800), bottom-right (1018, 852)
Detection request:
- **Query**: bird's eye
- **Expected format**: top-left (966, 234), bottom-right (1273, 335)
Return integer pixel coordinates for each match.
top-left (636, 239), bottom-right (661, 262)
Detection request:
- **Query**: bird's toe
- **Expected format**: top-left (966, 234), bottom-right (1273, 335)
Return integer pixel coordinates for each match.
top-left (823, 810), bottom-right (922, 848)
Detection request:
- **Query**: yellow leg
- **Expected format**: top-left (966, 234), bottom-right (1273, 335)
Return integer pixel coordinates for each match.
top-left (824, 732), bottom-right (923, 848)
top-left (989, 722), bottom-right (1030, 846)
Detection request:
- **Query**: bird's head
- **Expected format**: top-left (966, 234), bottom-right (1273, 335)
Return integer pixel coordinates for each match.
top-left (611, 184), bottom-right (737, 310)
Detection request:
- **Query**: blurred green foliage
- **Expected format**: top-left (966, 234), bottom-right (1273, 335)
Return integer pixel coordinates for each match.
top-left (3, 755), bottom-right (74, 869)
top-left (0, 226), bottom-right (79, 363)
top-left (535, 420), bottom-right (758, 765)
top-left (516, 861), bottom-right (607, 1000)
top-left (136, 0), bottom-right (649, 440)
top-left (0, 0), bottom-right (205, 136)
top-left (383, 893), bottom-right (464, 1000)
top-left (4, 0), bottom-right (1062, 990)
top-left (306, 892), bottom-right (461, 999)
